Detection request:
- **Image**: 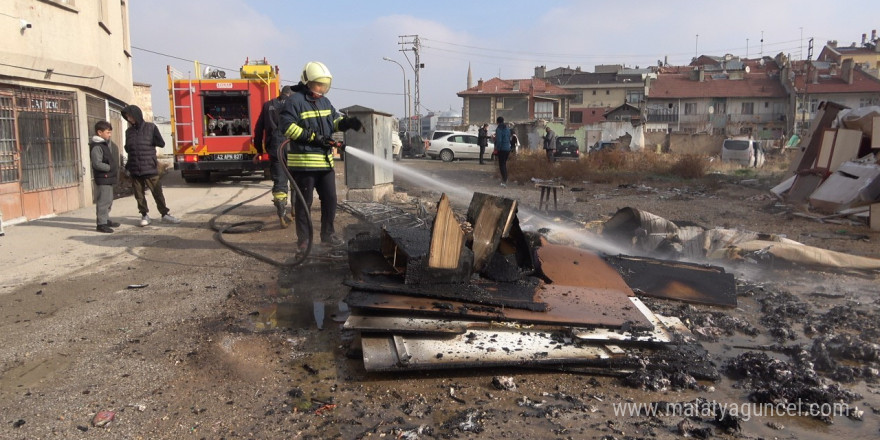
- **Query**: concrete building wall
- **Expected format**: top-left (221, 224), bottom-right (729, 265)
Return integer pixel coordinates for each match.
top-left (1, 0), bottom-right (134, 103)
top-left (0, 0), bottom-right (133, 222)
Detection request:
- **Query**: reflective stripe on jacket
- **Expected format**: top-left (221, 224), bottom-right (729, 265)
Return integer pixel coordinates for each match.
top-left (274, 86), bottom-right (340, 171)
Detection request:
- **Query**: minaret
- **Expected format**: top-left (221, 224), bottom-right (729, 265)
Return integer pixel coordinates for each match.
top-left (467, 63), bottom-right (473, 89)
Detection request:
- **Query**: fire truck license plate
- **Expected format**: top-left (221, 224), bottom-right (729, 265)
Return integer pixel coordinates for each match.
top-left (215, 154), bottom-right (243, 161)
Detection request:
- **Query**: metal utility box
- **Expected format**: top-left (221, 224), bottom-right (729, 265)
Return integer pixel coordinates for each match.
top-left (344, 106), bottom-right (394, 189)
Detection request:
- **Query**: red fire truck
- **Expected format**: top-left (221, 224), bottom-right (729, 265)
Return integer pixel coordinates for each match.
top-left (167, 58), bottom-right (279, 183)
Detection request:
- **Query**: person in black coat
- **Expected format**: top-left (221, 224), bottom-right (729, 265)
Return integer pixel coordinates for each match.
top-left (477, 123), bottom-right (489, 164)
top-left (121, 104), bottom-right (181, 227)
top-left (253, 85), bottom-right (294, 227)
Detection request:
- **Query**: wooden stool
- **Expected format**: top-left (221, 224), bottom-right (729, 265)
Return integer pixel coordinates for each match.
top-left (536, 183), bottom-right (564, 211)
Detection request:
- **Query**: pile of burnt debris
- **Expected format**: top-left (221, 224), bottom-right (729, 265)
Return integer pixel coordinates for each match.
top-left (341, 192), bottom-right (737, 382)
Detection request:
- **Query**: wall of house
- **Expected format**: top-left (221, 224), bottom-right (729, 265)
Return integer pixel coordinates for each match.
top-left (500, 97), bottom-right (529, 122)
top-left (668, 133), bottom-right (726, 156)
top-left (468, 97), bottom-right (492, 125)
top-left (2, 0), bottom-right (134, 103)
top-left (0, 0), bottom-right (133, 221)
top-left (582, 88), bottom-right (627, 108)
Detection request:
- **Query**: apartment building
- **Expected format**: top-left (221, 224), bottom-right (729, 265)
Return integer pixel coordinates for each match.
top-left (1, 0), bottom-right (133, 222)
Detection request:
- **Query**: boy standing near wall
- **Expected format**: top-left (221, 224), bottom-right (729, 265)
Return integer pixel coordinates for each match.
top-left (90, 120), bottom-right (120, 233)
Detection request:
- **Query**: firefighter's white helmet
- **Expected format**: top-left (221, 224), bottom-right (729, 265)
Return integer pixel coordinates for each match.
top-left (301, 61), bottom-right (332, 89)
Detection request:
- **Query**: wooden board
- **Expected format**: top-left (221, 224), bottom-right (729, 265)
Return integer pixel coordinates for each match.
top-left (604, 255), bottom-right (737, 307)
top-left (815, 129), bottom-right (837, 171)
top-left (536, 240), bottom-right (633, 292)
top-left (828, 128), bottom-right (863, 172)
top-left (344, 282), bottom-right (653, 329)
top-left (789, 101), bottom-right (847, 173)
top-left (344, 277), bottom-right (547, 311)
top-left (428, 193), bottom-right (464, 269)
top-left (467, 192), bottom-right (517, 271)
top-left (345, 297), bottom-right (679, 346)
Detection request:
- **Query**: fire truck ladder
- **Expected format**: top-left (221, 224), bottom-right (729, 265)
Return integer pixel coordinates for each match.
top-left (167, 66), bottom-right (198, 149)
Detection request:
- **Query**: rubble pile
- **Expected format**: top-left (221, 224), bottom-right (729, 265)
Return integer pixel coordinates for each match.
top-left (341, 192), bottom-right (727, 376)
top-left (724, 351), bottom-right (863, 423)
top-left (774, 102), bottom-right (880, 228)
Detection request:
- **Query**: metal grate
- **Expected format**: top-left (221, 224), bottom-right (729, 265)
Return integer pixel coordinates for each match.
top-left (0, 94), bottom-right (17, 183)
top-left (339, 201), bottom-right (427, 229)
top-left (15, 88), bottom-right (80, 191)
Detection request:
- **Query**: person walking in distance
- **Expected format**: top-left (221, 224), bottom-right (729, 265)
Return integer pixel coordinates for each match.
top-left (494, 117), bottom-right (511, 187)
top-left (254, 85), bottom-right (294, 228)
top-left (477, 123), bottom-right (489, 165)
top-left (121, 104), bottom-right (181, 226)
top-left (543, 126), bottom-right (557, 162)
top-left (90, 120), bottom-right (120, 233)
top-left (274, 61), bottom-right (363, 251)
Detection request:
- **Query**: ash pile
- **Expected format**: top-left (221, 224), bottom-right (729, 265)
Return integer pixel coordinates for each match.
top-left (341, 192), bottom-right (732, 380)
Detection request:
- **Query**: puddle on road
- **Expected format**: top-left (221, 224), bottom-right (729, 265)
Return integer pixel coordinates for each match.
top-left (249, 301), bottom-right (350, 331)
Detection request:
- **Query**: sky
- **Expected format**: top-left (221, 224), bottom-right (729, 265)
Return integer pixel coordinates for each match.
top-left (130, 0), bottom-right (880, 121)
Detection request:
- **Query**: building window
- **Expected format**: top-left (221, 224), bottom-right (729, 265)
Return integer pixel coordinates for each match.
top-left (684, 103), bottom-right (697, 115)
top-left (120, 1), bottom-right (131, 57)
top-left (741, 102), bottom-right (754, 115)
top-left (0, 93), bottom-right (19, 183)
top-left (626, 90), bottom-right (644, 103)
top-left (98, 0), bottom-right (110, 34)
top-left (569, 111), bottom-right (583, 124)
top-left (495, 98), bottom-right (505, 109)
top-left (605, 90), bottom-right (610, 95)
top-left (592, 90), bottom-right (597, 95)
top-left (535, 101), bottom-right (554, 120)
top-left (571, 91), bottom-right (583, 105)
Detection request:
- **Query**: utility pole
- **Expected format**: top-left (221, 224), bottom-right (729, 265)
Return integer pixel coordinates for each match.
top-left (398, 35), bottom-right (422, 138)
top-left (801, 38), bottom-right (814, 135)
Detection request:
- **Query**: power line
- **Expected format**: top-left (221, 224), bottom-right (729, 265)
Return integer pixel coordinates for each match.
top-left (132, 46), bottom-right (394, 96)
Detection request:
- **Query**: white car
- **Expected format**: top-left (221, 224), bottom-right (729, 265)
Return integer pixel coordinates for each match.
top-left (426, 131), bottom-right (482, 162)
top-left (721, 138), bottom-right (765, 168)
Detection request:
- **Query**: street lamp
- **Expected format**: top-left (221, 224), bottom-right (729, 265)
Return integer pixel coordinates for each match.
top-left (382, 57), bottom-right (409, 132)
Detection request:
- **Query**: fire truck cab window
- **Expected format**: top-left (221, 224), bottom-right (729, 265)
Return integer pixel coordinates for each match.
top-left (202, 92), bottom-right (250, 136)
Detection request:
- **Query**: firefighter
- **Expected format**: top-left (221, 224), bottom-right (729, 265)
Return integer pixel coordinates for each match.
top-left (275, 61), bottom-right (362, 250)
top-left (254, 85), bottom-right (294, 227)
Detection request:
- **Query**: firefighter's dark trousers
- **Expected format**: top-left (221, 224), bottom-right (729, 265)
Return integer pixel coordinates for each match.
top-left (291, 169), bottom-right (337, 245)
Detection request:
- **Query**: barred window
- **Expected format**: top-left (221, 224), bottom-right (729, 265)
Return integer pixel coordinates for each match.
top-left (15, 88), bottom-right (80, 191)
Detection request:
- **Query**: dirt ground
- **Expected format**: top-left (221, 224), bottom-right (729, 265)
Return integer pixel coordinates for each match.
top-left (1, 155), bottom-right (879, 439)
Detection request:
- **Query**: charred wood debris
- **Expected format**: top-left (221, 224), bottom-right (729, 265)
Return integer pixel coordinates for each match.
top-left (339, 189), bottom-right (876, 428)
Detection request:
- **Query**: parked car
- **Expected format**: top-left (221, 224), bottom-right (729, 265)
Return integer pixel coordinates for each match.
top-left (721, 137), bottom-right (765, 167)
top-left (554, 136), bottom-right (580, 160)
top-left (430, 130), bottom-right (455, 140)
top-left (426, 131), bottom-right (481, 162)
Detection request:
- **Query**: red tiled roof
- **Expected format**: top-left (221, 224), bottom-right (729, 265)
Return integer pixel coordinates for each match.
top-left (458, 77), bottom-right (574, 97)
top-left (648, 72), bottom-right (787, 99)
top-left (791, 65), bottom-right (880, 93)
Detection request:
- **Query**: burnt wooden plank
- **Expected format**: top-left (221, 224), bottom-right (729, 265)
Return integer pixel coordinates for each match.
top-left (467, 192), bottom-right (518, 272)
top-left (536, 240), bottom-right (633, 292)
top-left (344, 277), bottom-right (547, 311)
top-left (604, 254), bottom-right (737, 307)
top-left (428, 193), bottom-right (464, 269)
top-left (344, 282), bottom-right (653, 329)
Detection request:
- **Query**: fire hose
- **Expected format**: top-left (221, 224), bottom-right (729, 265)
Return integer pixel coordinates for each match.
top-left (209, 138), bottom-right (344, 267)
